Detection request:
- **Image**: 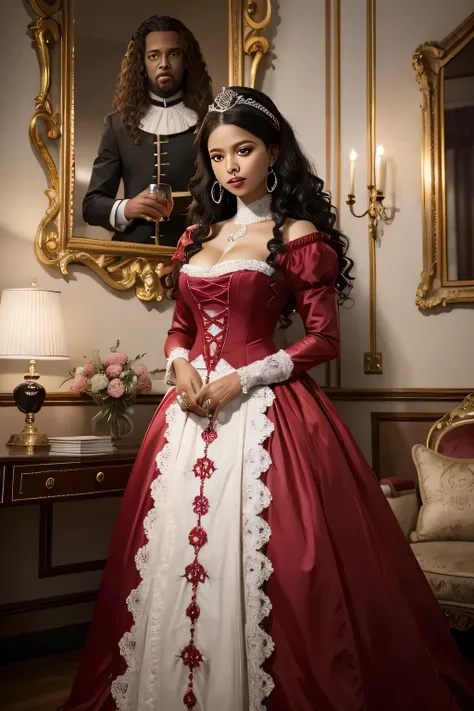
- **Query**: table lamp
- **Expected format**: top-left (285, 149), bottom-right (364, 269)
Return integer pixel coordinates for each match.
top-left (0, 281), bottom-right (68, 446)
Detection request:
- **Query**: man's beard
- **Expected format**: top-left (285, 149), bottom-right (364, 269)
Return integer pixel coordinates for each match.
top-left (149, 77), bottom-right (181, 98)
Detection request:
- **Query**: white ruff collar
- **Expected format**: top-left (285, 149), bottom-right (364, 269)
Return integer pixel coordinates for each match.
top-left (232, 195), bottom-right (273, 225)
top-left (140, 90), bottom-right (198, 136)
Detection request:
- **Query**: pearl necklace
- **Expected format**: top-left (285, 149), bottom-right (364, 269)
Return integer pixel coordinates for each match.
top-left (227, 195), bottom-right (273, 243)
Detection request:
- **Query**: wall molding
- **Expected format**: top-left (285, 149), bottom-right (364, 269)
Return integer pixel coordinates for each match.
top-left (0, 589), bottom-right (98, 617)
top-left (371, 411), bottom-right (442, 478)
top-left (38, 504), bottom-right (107, 579)
top-left (0, 388), bottom-right (470, 407)
top-left (324, 0), bottom-right (342, 388)
top-left (326, 388), bottom-right (472, 402)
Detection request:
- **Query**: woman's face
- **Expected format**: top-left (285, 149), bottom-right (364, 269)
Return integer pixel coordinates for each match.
top-left (207, 124), bottom-right (278, 203)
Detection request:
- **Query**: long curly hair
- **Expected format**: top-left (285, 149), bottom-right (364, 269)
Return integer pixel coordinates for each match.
top-left (185, 86), bottom-right (354, 308)
top-left (113, 15), bottom-right (213, 144)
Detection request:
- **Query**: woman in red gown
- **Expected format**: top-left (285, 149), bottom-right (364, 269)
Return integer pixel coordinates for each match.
top-left (61, 87), bottom-right (474, 711)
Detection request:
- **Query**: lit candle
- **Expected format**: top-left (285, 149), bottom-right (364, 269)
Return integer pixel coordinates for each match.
top-left (349, 149), bottom-right (357, 194)
top-left (375, 145), bottom-right (384, 191)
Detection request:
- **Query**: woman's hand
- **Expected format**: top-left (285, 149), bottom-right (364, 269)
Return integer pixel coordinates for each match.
top-left (195, 373), bottom-right (243, 417)
top-left (174, 360), bottom-right (208, 417)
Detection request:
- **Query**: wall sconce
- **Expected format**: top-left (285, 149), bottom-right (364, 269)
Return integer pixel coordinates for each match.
top-left (346, 145), bottom-right (396, 238)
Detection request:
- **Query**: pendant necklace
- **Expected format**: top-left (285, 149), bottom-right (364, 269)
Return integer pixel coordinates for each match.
top-left (227, 194), bottom-right (273, 243)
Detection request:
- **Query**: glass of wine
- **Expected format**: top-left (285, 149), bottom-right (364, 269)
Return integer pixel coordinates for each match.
top-left (148, 183), bottom-right (173, 222)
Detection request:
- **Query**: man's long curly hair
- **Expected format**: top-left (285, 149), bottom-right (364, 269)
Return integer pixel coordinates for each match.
top-left (113, 15), bottom-right (213, 144)
top-left (184, 87), bottom-right (354, 312)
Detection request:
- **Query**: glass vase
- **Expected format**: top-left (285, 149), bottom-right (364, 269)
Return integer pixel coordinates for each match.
top-left (91, 407), bottom-right (134, 441)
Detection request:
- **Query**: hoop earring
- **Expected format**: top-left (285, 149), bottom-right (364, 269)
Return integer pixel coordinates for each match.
top-left (266, 167), bottom-right (278, 193)
top-left (211, 181), bottom-right (224, 204)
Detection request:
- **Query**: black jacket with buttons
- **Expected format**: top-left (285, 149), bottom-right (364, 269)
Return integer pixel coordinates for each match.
top-left (82, 112), bottom-right (198, 246)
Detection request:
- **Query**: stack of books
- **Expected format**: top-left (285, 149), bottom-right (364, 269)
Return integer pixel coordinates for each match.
top-left (48, 435), bottom-right (115, 456)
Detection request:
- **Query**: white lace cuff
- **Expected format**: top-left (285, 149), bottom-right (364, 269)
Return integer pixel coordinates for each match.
top-left (165, 348), bottom-right (190, 385)
top-left (237, 350), bottom-right (294, 394)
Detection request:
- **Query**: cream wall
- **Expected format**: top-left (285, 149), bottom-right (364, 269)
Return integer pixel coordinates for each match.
top-left (261, 0), bottom-right (474, 389)
top-left (3, 0), bottom-right (472, 395)
top-left (0, 0), bottom-right (473, 635)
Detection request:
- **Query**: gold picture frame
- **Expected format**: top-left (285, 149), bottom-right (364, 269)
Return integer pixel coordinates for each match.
top-left (28, 0), bottom-right (273, 302)
top-left (413, 12), bottom-right (474, 310)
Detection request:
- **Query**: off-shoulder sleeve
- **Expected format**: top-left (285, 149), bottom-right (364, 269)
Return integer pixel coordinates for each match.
top-left (164, 229), bottom-right (197, 384)
top-left (237, 235), bottom-right (340, 393)
top-left (171, 227), bottom-right (194, 268)
top-left (282, 235), bottom-right (340, 375)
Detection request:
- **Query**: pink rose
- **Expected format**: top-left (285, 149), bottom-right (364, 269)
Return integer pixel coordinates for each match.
top-left (105, 352), bottom-right (128, 367)
top-left (71, 373), bottom-right (88, 393)
top-left (82, 362), bottom-right (94, 377)
top-left (106, 363), bottom-right (122, 378)
top-left (107, 378), bottom-right (125, 398)
top-left (136, 375), bottom-right (152, 394)
top-left (132, 363), bottom-right (148, 377)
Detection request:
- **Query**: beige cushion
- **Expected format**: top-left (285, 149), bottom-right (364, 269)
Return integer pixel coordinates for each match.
top-left (411, 540), bottom-right (474, 605)
top-left (386, 492), bottom-right (420, 539)
top-left (411, 445), bottom-right (474, 542)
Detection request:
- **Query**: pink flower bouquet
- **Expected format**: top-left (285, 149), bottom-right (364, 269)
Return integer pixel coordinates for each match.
top-left (62, 341), bottom-right (164, 438)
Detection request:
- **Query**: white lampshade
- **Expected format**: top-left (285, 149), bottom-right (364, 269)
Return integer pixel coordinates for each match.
top-left (0, 287), bottom-right (68, 360)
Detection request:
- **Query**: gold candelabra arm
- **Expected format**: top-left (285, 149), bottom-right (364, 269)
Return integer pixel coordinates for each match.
top-left (347, 186), bottom-right (396, 239)
top-left (346, 194), bottom-right (369, 219)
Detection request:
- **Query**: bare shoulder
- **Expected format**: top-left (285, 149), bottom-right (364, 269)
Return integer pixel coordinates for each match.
top-left (282, 219), bottom-right (318, 244)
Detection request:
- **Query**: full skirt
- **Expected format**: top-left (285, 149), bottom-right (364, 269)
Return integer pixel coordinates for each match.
top-left (61, 361), bottom-right (474, 711)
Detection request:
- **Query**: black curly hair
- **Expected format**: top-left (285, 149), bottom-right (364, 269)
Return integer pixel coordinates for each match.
top-left (113, 15), bottom-right (213, 144)
top-left (184, 86), bottom-right (354, 305)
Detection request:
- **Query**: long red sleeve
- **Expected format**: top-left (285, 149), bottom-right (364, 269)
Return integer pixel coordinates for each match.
top-left (282, 237), bottom-right (340, 376)
top-left (164, 292), bottom-right (197, 357)
top-left (164, 229), bottom-right (197, 357)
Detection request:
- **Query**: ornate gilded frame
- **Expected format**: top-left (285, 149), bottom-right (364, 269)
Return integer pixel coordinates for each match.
top-left (28, 0), bottom-right (273, 302)
top-left (413, 13), bottom-right (474, 310)
top-left (427, 392), bottom-right (474, 452)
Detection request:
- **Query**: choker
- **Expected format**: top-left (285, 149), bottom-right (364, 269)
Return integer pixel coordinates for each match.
top-left (232, 195), bottom-right (273, 225)
top-left (227, 195), bottom-right (273, 243)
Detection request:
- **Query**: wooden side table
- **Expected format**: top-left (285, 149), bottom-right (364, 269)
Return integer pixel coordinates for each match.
top-left (0, 441), bottom-right (140, 582)
top-left (0, 442), bottom-right (139, 507)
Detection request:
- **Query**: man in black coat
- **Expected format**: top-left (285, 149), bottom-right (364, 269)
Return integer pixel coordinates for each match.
top-left (83, 15), bottom-right (213, 247)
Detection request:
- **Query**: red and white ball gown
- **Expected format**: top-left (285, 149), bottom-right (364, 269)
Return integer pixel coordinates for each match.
top-left (61, 230), bottom-right (474, 711)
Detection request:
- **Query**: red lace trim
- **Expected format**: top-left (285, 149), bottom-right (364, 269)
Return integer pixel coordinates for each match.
top-left (180, 419), bottom-right (218, 710)
top-left (187, 278), bottom-right (230, 374)
top-left (181, 277), bottom-right (229, 708)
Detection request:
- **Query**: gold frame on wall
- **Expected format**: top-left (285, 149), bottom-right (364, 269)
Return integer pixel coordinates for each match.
top-left (412, 13), bottom-right (474, 310)
top-left (28, 0), bottom-right (272, 302)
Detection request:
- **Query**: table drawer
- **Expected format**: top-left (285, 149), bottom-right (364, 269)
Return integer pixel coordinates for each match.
top-left (11, 461), bottom-right (133, 502)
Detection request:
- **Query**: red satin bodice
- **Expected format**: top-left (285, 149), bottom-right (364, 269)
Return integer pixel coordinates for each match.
top-left (166, 232), bottom-right (340, 376)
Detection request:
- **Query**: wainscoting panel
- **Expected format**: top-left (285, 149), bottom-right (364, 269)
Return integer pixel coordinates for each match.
top-left (371, 412), bottom-right (442, 480)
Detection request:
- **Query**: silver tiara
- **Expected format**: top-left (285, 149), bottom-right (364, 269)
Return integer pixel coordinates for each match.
top-left (208, 87), bottom-right (280, 130)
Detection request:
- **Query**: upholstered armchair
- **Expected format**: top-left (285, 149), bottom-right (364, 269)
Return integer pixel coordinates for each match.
top-left (381, 394), bottom-right (474, 632)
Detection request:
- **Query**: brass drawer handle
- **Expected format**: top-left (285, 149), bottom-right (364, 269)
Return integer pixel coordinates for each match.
top-left (96, 471), bottom-right (105, 483)
top-left (45, 477), bottom-right (55, 490)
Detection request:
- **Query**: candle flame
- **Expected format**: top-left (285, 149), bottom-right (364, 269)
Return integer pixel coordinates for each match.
top-left (376, 144), bottom-right (384, 157)
top-left (350, 149), bottom-right (358, 162)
